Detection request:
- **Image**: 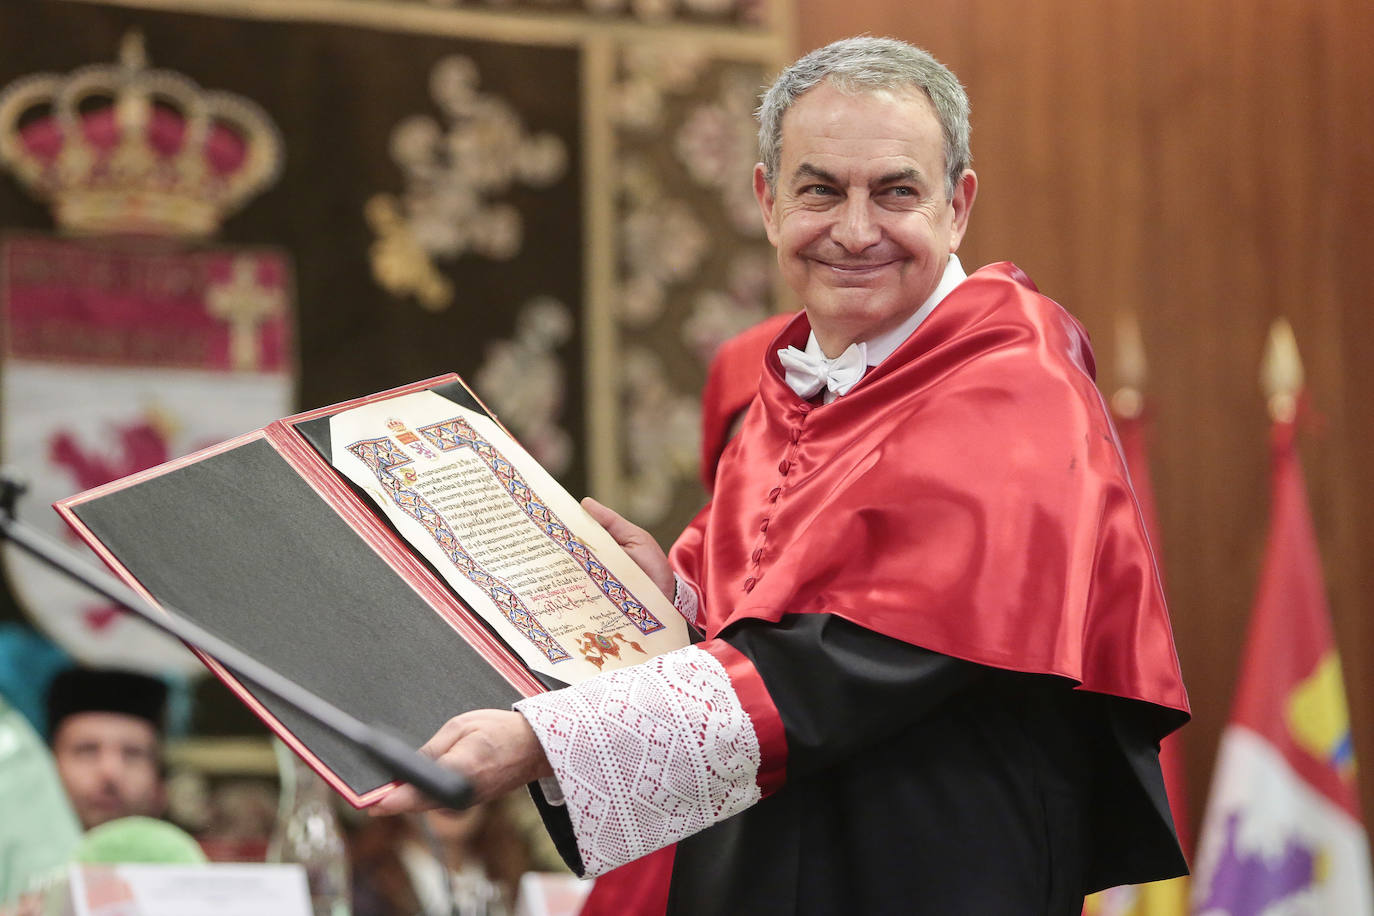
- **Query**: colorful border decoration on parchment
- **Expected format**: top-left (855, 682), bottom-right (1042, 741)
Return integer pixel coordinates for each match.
top-left (418, 415), bottom-right (666, 636)
top-left (346, 435), bottom-right (574, 664)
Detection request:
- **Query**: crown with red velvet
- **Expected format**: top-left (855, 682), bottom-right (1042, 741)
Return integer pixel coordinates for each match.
top-left (0, 30), bottom-right (282, 238)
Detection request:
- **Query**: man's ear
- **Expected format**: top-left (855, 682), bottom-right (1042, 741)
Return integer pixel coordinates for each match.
top-left (753, 163), bottom-right (780, 246)
top-left (948, 169), bottom-right (978, 251)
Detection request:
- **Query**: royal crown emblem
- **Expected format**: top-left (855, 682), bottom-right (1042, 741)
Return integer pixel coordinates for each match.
top-left (0, 30), bottom-right (282, 238)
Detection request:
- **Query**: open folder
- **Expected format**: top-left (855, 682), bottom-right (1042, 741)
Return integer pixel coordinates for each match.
top-left (55, 374), bottom-right (688, 806)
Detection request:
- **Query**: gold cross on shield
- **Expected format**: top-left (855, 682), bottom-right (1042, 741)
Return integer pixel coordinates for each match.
top-left (206, 255), bottom-right (285, 371)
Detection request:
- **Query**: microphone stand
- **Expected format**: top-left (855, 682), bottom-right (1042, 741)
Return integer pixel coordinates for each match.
top-left (0, 472), bottom-right (473, 810)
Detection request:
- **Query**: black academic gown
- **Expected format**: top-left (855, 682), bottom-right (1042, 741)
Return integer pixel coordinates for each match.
top-left (671, 615), bottom-right (1185, 915)
top-left (533, 614), bottom-right (1186, 915)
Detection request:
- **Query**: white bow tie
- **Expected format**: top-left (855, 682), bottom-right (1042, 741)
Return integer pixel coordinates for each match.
top-left (777, 342), bottom-right (868, 400)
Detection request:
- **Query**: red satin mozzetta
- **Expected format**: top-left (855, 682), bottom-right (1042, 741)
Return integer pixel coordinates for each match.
top-left (699, 312), bottom-right (795, 491)
top-left (671, 262), bottom-right (1189, 720)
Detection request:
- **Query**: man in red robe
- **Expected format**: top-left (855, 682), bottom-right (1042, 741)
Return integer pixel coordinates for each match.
top-left (377, 36), bottom-right (1189, 914)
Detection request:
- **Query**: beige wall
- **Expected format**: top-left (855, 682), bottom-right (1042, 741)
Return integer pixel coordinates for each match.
top-left (793, 0), bottom-right (1374, 837)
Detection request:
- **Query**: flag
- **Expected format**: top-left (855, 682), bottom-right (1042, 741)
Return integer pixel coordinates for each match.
top-left (1190, 409), bottom-right (1373, 915)
top-left (1083, 397), bottom-right (1191, 916)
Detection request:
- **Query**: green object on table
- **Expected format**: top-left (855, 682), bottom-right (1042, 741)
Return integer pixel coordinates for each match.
top-left (74, 816), bottom-right (207, 865)
top-left (0, 695), bottom-right (81, 902)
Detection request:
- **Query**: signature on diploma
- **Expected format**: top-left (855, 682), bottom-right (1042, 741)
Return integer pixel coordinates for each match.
top-left (539, 588), bottom-right (602, 615)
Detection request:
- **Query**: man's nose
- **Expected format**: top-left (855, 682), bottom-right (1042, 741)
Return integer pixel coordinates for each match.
top-left (96, 749), bottom-right (125, 782)
top-left (830, 196), bottom-right (881, 252)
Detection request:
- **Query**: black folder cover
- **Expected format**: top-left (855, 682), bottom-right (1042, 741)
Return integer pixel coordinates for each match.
top-left (57, 375), bottom-right (546, 804)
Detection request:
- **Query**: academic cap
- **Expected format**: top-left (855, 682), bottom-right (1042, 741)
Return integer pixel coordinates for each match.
top-left (46, 667), bottom-right (168, 738)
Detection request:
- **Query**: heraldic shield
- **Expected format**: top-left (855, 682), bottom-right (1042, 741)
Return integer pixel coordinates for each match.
top-left (0, 31), bottom-right (295, 676)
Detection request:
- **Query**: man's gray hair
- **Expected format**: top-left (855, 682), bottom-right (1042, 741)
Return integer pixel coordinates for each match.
top-left (757, 36), bottom-right (971, 199)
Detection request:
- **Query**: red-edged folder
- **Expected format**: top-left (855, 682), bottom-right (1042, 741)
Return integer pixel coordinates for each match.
top-left (55, 374), bottom-right (563, 807)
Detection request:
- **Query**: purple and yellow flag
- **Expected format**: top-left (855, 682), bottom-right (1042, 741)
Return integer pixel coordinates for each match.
top-left (1191, 324), bottom-right (1372, 915)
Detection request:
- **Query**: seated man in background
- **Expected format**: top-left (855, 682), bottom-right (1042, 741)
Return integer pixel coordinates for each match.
top-left (46, 667), bottom-right (168, 832)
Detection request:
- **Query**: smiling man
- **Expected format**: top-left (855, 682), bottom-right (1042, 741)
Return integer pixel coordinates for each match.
top-left (756, 79), bottom-right (974, 363)
top-left (377, 38), bottom-right (1190, 915)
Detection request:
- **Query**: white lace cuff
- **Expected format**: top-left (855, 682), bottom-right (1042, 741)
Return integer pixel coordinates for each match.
top-left (672, 573), bottom-right (702, 630)
top-left (514, 644), bottom-right (762, 877)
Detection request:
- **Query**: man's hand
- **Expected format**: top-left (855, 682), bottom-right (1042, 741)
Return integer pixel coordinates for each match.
top-left (370, 709), bottom-right (552, 815)
top-left (581, 496), bottom-right (674, 599)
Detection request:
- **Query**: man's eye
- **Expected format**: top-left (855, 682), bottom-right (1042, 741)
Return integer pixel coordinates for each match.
top-left (886, 186), bottom-right (915, 197)
top-left (803, 185), bottom-right (833, 196)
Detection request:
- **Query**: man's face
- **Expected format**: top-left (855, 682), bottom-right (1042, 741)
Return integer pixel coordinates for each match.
top-left (754, 81), bottom-right (976, 356)
top-left (52, 712), bottom-right (164, 830)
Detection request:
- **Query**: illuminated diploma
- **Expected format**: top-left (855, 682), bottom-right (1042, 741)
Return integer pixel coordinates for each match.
top-left (328, 390), bottom-right (687, 683)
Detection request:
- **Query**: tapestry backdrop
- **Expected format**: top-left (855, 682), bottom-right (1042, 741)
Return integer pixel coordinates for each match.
top-left (0, 0), bottom-right (786, 749)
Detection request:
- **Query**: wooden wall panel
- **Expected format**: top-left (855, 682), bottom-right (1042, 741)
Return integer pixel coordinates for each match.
top-left (795, 0), bottom-right (1374, 839)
